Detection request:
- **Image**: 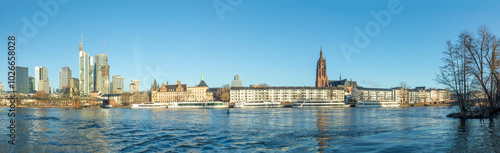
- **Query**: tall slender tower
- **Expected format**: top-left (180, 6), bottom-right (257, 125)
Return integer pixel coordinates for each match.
top-left (315, 47), bottom-right (328, 87)
top-left (79, 34), bottom-right (90, 95)
top-left (103, 42), bottom-right (110, 94)
top-left (94, 42), bottom-right (110, 94)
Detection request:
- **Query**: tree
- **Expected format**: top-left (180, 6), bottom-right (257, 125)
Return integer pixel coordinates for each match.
top-left (437, 25), bottom-right (500, 118)
top-left (216, 84), bottom-right (230, 102)
top-left (398, 82), bottom-right (411, 104)
top-left (120, 92), bottom-right (132, 106)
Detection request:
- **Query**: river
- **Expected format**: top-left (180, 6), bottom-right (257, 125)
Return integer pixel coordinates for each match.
top-left (1, 107), bottom-right (500, 152)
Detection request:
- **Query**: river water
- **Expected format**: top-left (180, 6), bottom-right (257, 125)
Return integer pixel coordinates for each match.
top-left (1, 107), bottom-right (499, 152)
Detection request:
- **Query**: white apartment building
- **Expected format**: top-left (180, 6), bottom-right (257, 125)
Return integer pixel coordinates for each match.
top-left (230, 87), bottom-right (345, 103)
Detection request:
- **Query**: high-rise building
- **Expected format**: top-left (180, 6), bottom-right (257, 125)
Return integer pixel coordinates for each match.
top-left (94, 45), bottom-right (110, 94)
top-left (38, 80), bottom-right (50, 93)
top-left (79, 35), bottom-right (92, 95)
top-left (0, 82), bottom-right (4, 94)
top-left (131, 80), bottom-right (140, 92)
top-left (28, 76), bottom-right (35, 93)
top-left (231, 74), bottom-right (242, 87)
top-left (34, 66), bottom-right (48, 91)
top-left (130, 83), bottom-right (136, 93)
top-left (316, 47), bottom-right (328, 87)
top-left (59, 66), bottom-right (71, 89)
top-left (70, 78), bottom-right (79, 91)
top-left (89, 56), bottom-right (94, 92)
top-left (35, 66), bottom-right (40, 91)
top-left (15, 66), bottom-right (29, 94)
top-left (112, 75), bottom-right (124, 93)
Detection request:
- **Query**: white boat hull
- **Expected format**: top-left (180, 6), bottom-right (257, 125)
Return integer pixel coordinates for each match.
top-left (169, 102), bottom-right (227, 108)
top-left (292, 103), bottom-right (348, 108)
top-left (234, 102), bottom-right (284, 108)
top-left (292, 100), bottom-right (348, 108)
top-left (131, 103), bottom-right (167, 108)
top-left (356, 102), bottom-right (400, 107)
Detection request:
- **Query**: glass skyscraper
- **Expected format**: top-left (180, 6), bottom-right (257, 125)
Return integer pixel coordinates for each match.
top-left (15, 66), bottom-right (29, 94)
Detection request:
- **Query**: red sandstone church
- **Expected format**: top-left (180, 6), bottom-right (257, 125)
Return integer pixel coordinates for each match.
top-left (315, 47), bottom-right (357, 90)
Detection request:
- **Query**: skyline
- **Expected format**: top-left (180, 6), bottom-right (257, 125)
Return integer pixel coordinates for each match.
top-left (1, 1), bottom-right (500, 92)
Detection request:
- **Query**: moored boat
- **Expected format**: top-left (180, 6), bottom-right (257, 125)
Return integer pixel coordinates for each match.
top-left (356, 101), bottom-right (400, 107)
top-left (131, 102), bottom-right (167, 108)
top-left (292, 100), bottom-right (347, 107)
top-left (168, 101), bottom-right (227, 108)
top-left (234, 101), bottom-right (284, 108)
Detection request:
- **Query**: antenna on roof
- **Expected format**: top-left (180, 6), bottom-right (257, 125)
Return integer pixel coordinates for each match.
top-left (104, 41), bottom-right (107, 55)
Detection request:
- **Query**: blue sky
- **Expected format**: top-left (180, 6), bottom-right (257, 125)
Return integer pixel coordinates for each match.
top-left (1, 0), bottom-right (499, 92)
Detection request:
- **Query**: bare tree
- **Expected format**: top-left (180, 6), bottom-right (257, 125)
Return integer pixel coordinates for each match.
top-left (399, 82), bottom-right (411, 104)
top-left (437, 25), bottom-right (500, 117)
top-left (216, 84), bottom-right (231, 102)
top-left (437, 35), bottom-right (474, 116)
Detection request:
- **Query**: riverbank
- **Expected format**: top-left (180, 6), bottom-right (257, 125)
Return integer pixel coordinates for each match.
top-left (0, 105), bottom-right (73, 108)
top-left (0, 105), bottom-right (131, 108)
top-left (400, 103), bottom-right (450, 107)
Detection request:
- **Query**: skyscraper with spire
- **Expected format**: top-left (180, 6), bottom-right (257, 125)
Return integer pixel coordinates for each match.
top-left (316, 46), bottom-right (328, 87)
top-left (79, 34), bottom-right (91, 95)
top-left (94, 42), bottom-right (110, 94)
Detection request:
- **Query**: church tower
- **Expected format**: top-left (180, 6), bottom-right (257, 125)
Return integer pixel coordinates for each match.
top-left (316, 47), bottom-right (328, 87)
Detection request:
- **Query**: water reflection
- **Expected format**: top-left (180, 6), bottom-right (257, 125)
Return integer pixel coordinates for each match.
top-left (3, 107), bottom-right (500, 152)
top-left (315, 109), bottom-right (330, 152)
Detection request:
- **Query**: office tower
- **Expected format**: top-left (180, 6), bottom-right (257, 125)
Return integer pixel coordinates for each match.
top-left (39, 80), bottom-right (50, 93)
top-left (112, 75), bottom-right (124, 93)
top-left (231, 74), bottom-right (242, 87)
top-left (79, 35), bottom-right (91, 95)
top-left (94, 44), bottom-right (110, 94)
top-left (28, 76), bottom-right (35, 93)
top-left (0, 82), bottom-right (4, 94)
top-left (130, 83), bottom-right (136, 93)
top-left (15, 66), bottom-right (29, 94)
top-left (131, 80), bottom-right (140, 92)
top-left (59, 66), bottom-right (71, 89)
top-left (34, 66), bottom-right (48, 91)
top-left (89, 56), bottom-right (94, 92)
top-left (70, 78), bottom-right (79, 91)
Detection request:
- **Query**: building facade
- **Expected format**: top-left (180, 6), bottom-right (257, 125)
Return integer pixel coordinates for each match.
top-left (34, 66), bottom-right (48, 92)
top-left (231, 74), bottom-right (242, 87)
top-left (131, 80), bottom-right (140, 92)
top-left (94, 51), bottom-right (110, 94)
top-left (79, 37), bottom-right (91, 95)
top-left (230, 86), bottom-right (345, 103)
top-left (38, 80), bottom-right (50, 93)
top-left (186, 74), bottom-right (214, 102)
top-left (15, 66), bottom-right (29, 94)
top-left (59, 66), bottom-right (71, 89)
top-left (157, 80), bottom-right (187, 103)
top-left (111, 75), bottom-right (124, 93)
top-left (353, 86), bottom-right (451, 103)
top-left (354, 87), bottom-right (393, 102)
top-left (130, 83), bottom-right (136, 93)
top-left (70, 78), bottom-right (79, 92)
top-left (28, 76), bottom-right (35, 93)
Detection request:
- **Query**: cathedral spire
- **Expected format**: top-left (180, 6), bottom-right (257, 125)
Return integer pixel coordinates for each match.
top-left (320, 46), bottom-right (323, 59)
top-left (340, 73), bottom-right (342, 80)
top-left (316, 46), bottom-right (328, 87)
top-left (201, 72), bottom-right (204, 81)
